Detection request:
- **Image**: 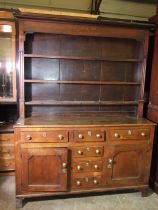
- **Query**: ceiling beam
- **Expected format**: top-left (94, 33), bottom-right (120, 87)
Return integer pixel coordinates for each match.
top-left (91, 0), bottom-right (102, 14)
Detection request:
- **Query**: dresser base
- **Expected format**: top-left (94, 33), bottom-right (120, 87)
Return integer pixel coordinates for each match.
top-left (16, 185), bottom-right (150, 208)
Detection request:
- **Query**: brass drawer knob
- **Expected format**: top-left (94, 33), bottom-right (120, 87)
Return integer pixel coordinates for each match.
top-left (94, 164), bottom-right (99, 169)
top-left (95, 149), bottom-right (100, 155)
top-left (62, 162), bottom-right (67, 168)
top-left (141, 132), bottom-right (146, 137)
top-left (76, 180), bottom-right (81, 186)
top-left (77, 165), bottom-right (82, 171)
top-left (93, 179), bottom-right (98, 185)
top-left (114, 133), bottom-right (120, 138)
top-left (58, 135), bottom-right (64, 140)
top-left (26, 135), bottom-right (32, 140)
top-left (78, 134), bottom-right (84, 139)
top-left (96, 134), bottom-right (102, 138)
top-left (77, 150), bottom-right (83, 155)
top-left (107, 158), bottom-right (114, 169)
top-left (108, 159), bottom-right (113, 164)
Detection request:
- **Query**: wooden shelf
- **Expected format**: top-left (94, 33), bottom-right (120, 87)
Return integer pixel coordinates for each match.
top-left (25, 101), bottom-right (138, 106)
top-left (24, 80), bottom-right (141, 85)
top-left (24, 54), bottom-right (143, 62)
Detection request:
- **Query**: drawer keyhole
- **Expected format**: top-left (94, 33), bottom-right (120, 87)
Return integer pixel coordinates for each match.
top-left (128, 130), bottom-right (132, 136)
top-left (43, 132), bottom-right (47, 137)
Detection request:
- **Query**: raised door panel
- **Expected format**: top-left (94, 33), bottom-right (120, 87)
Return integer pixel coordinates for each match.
top-left (21, 148), bottom-right (68, 192)
top-left (104, 145), bottom-right (151, 187)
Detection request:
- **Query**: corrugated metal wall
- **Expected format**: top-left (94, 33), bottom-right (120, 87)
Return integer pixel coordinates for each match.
top-left (100, 0), bottom-right (157, 21)
top-left (0, 0), bottom-right (157, 21)
top-left (0, 0), bottom-right (91, 11)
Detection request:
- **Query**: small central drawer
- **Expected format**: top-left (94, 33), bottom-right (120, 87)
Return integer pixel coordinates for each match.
top-left (107, 127), bottom-right (150, 141)
top-left (72, 160), bottom-right (103, 173)
top-left (72, 146), bottom-right (104, 157)
top-left (74, 130), bottom-right (105, 142)
top-left (21, 130), bottom-right (69, 142)
top-left (72, 174), bottom-right (102, 190)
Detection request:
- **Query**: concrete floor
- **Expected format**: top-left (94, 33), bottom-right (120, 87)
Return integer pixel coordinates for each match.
top-left (0, 176), bottom-right (158, 210)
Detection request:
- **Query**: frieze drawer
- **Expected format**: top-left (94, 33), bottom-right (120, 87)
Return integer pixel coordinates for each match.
top-left (107, 128), bottom-right (150, 141)
top-left (21, 130), bottom-right (69, 142)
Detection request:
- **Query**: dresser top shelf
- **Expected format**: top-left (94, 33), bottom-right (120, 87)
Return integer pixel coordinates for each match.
top-left (15, 113), bottom-right (155, 128)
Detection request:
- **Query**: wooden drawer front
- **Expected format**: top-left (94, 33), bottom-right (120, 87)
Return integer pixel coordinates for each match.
top-left (74, 130), bottom-right (105, 142)
top-left (0, 134), bottom-right (14, 145)
top-left (108, 128), bottom-right (150, 141)
top-left (21, 130), bottom-right (68, 142)
top-left (72, 146), bottom-right (104, 158)
top-left (0, 146), bottom-right (15, 158)
top-left (72, 174), bottom-right (102, 190)
top-left (0, 158), bottom-right (15, 171)
top-left (73, 160), bottom-right (103, 173)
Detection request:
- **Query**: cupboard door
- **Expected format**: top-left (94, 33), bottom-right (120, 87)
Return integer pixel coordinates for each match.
top-left (21, 148), bottom-right (68, 192)
top-left (105, 145), bottom-right (151, 187)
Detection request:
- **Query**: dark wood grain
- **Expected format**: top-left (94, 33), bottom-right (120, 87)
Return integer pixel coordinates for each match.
top-left (14, 11), bottom-right (155, 207)
top-left (21, 23), bottom-right (148, 116)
